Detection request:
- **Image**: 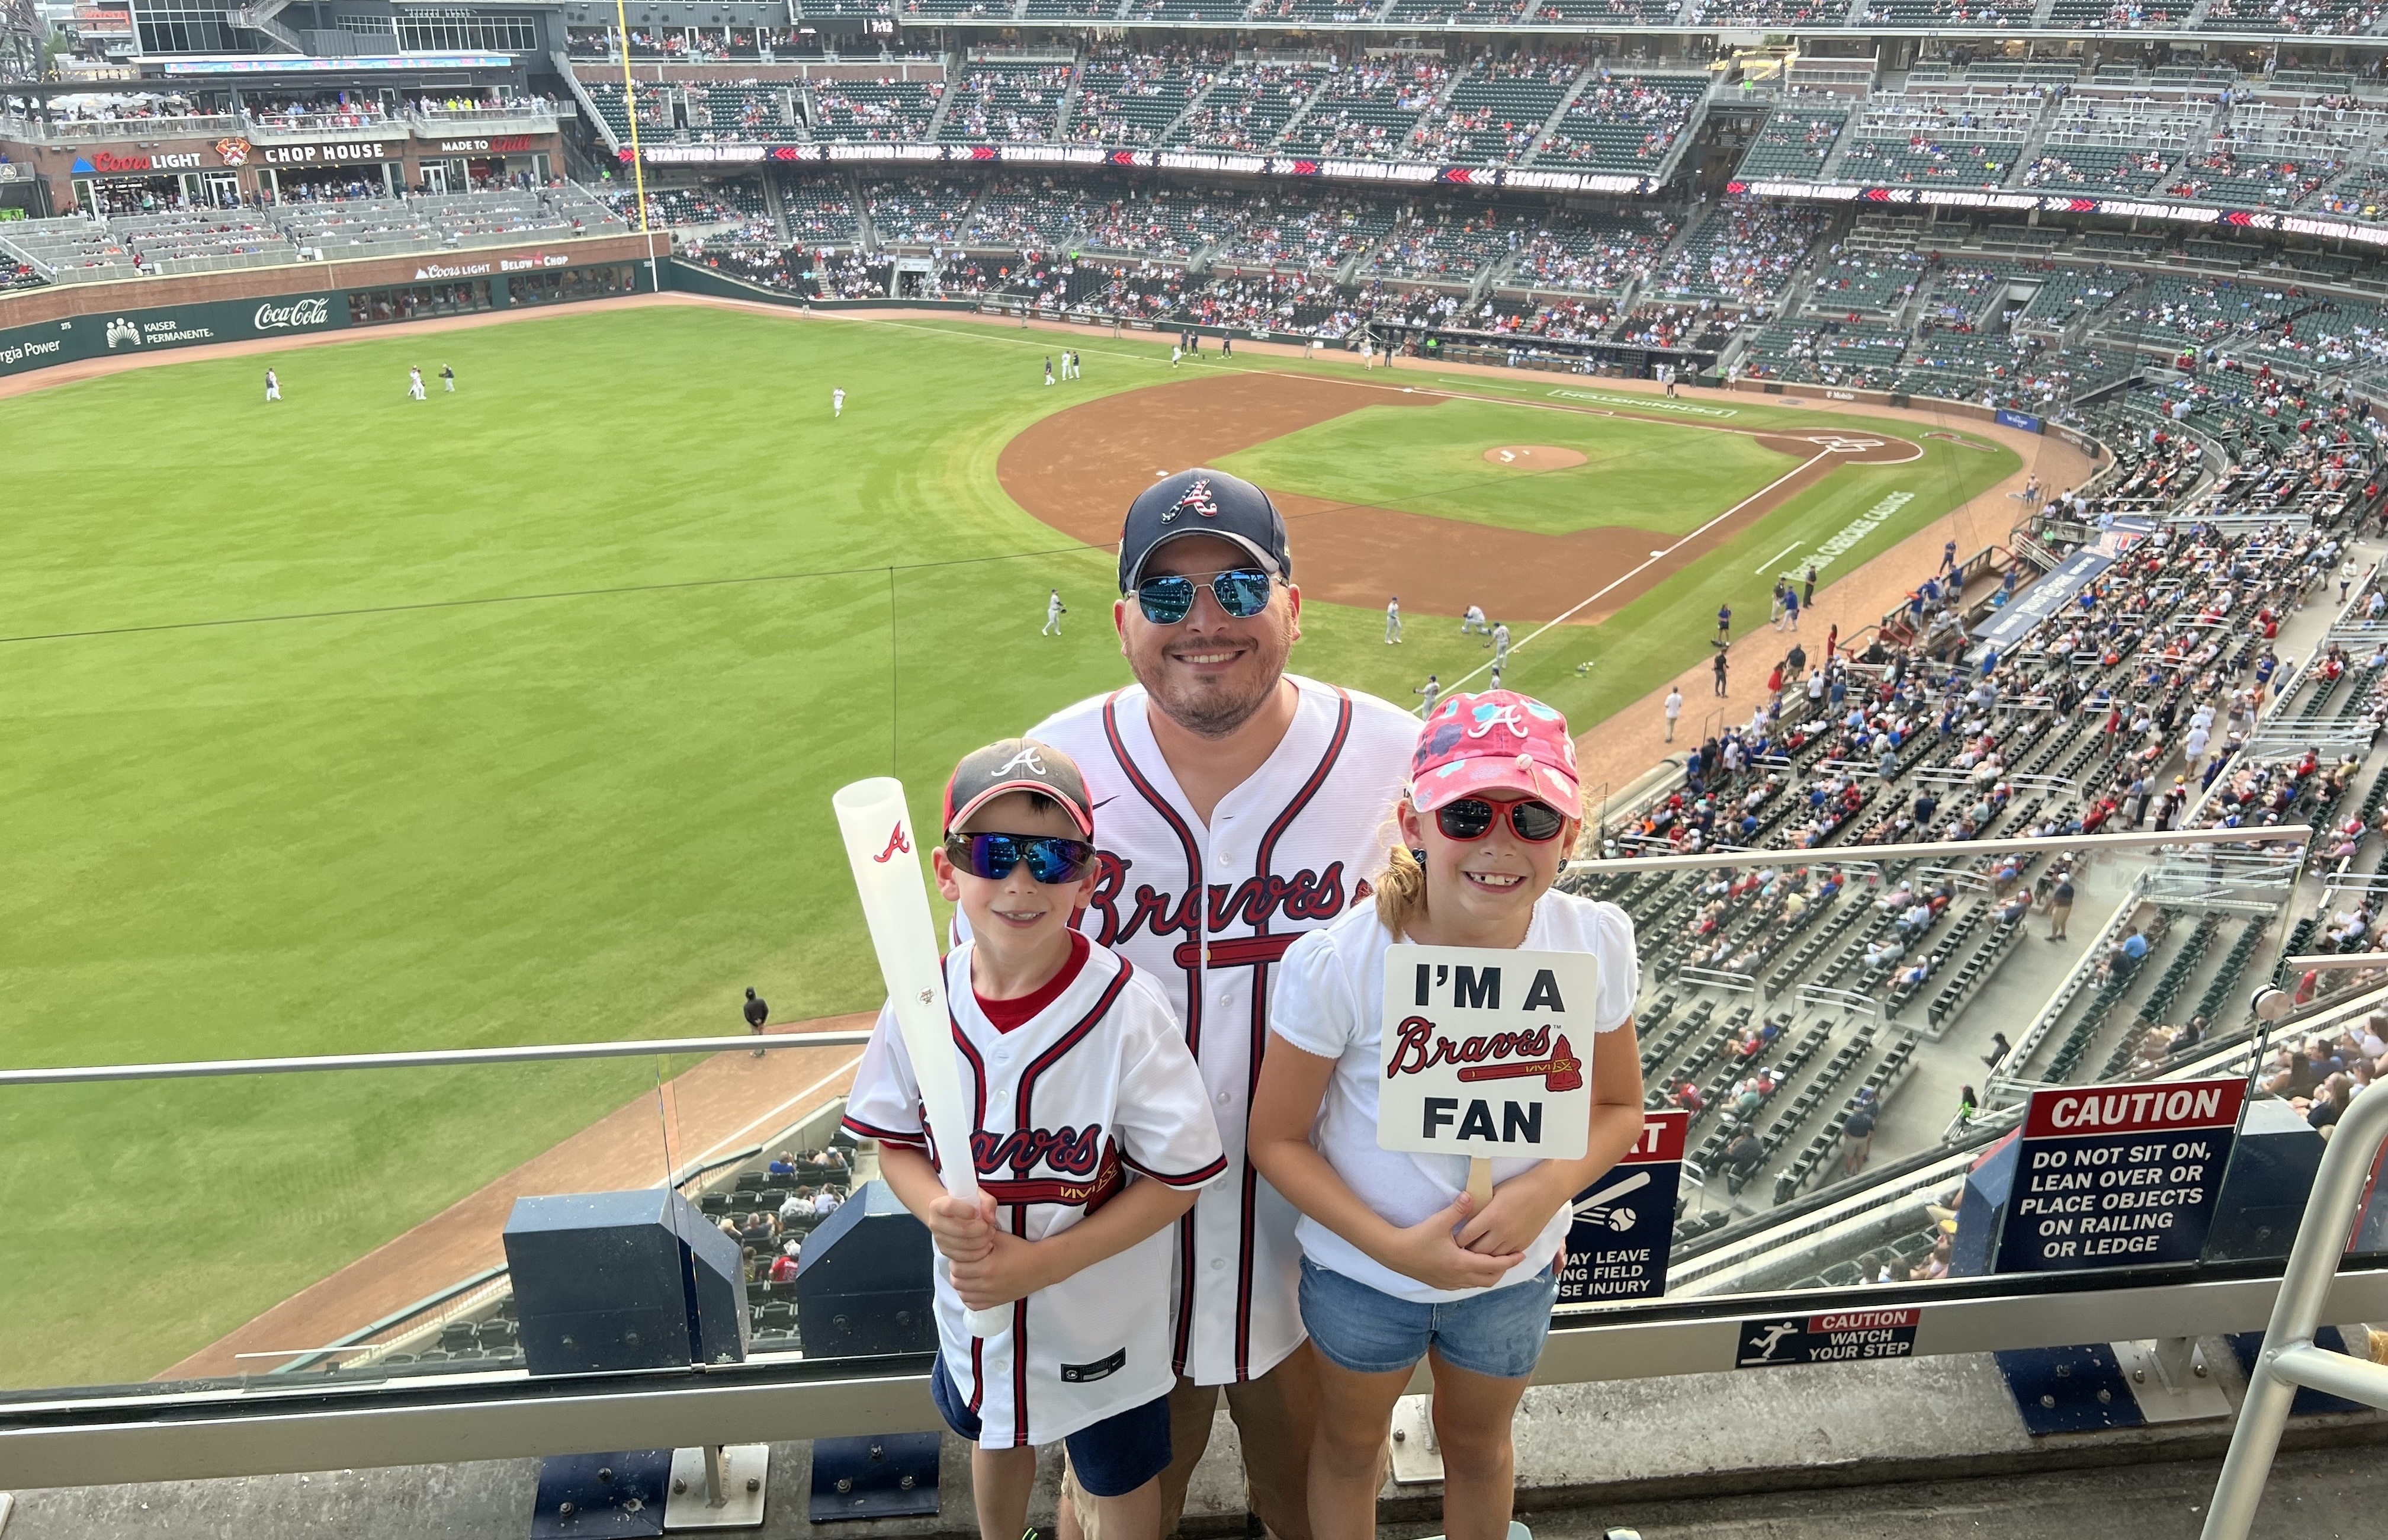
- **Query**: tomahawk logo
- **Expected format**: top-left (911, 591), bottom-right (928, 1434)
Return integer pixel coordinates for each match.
top-left (1162, 478), bottom-right (1219, 523)
top-left (873, 824), bottom-right (911, 863)
top-left (104, 317), bottom-right (139, 350)
top-left (994, 746), bottom-right (1048, 777)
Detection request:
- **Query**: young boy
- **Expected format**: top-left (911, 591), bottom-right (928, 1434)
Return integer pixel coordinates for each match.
top-left (843, 739), bottom-right (1225, 1540)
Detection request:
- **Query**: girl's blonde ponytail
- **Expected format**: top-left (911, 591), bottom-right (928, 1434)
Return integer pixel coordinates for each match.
top-left (1373, 810), bottom-right (1430, 939)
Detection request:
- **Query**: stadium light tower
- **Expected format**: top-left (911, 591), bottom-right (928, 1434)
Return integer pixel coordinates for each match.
top-left (611, 0), bottom-right (660, 293)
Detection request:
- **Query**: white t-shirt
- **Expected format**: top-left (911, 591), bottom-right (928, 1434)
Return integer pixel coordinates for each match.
top-left (1268, 891), bottom-right (1639, 1305)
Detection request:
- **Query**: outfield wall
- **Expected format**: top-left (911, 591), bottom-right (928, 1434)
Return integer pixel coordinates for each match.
top-left (0, 234), bottom-right (664, 378)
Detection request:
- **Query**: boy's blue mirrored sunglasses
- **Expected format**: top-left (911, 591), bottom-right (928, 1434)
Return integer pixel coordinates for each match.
top-left (944, 832), bottom-right (1097, 884)
top-left (1133, 568), bottom-right (1274, 625)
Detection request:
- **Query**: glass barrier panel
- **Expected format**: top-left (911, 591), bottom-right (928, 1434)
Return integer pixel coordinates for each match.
top-left (0, 1057), bottom-right (684, 1401)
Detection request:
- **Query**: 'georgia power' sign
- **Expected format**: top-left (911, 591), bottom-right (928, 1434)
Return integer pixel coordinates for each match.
top-left (1378, 945), bottom-right (1597, 1161)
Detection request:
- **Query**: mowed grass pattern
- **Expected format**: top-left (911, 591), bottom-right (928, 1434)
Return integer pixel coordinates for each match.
top-left (0, 306), bottom-right (2015, 1388)
top-left (1217, 396), bottom-right (1802, 537)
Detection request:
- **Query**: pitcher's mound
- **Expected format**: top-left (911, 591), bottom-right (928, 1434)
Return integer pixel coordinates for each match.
top-left (1483, 445), bottom-right (1588, 470)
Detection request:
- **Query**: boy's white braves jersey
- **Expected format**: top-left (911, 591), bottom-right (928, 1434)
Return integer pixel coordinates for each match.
top-left (842, 939), bottom-right (1225, 1448)
top-left (1028, 676), bottom-right (1415, 1385)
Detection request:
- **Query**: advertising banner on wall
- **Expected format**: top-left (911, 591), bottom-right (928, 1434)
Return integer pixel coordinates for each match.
top-left (0, 291), bottom-right (344, 377)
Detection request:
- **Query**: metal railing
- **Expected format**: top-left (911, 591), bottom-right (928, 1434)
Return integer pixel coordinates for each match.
top-left (2201, 1070), bottom-right (2388, 1539)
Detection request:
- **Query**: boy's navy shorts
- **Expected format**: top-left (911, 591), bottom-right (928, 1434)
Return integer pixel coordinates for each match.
top-left (930, 1357), bottom-right (1170, 1497)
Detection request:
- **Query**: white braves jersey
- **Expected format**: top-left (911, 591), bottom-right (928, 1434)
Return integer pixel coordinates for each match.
top-left (1028, 675), bottom-right (1416, 1384)
top-left (842, 938), bottom-right (1225, 1448)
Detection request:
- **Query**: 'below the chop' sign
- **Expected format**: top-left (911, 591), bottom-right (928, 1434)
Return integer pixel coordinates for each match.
top-left (1377, 944), bottom-right (1600, 1161)
top-left (1994, 1077), bottom-right (2246, 1273)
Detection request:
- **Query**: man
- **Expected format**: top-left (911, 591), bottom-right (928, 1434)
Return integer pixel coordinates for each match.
top-left (1023, 467), bottom-right (1417, 1540)
top-left (1384, 593), bottom-right (1402, 644)
top-left (1940, 537), bottom-right (1959, 575)
top-left (407, 365), bottom-right (426, 402)
top-left (742, 986), bottom-right (769, 1058)
top-left (1982, 1031), bottom-right (2012, 1069)
top-left (1045, 355), bottom-right (1056, 386)
top-left (1664, 684), bottom-right (1683, 742)
top-left (1839, 1099), bottom-right (1877, 1178)
top-left (1713, 648), bottom-right (1729, 697)
top-left (1461, 602), bottom-right (1490, 637)
top-left (441, 363), bottom-right (455, 393)
top-left (1489, 619), bottom-right (1511, 673)
top-left (1415, 672), bottom-right (1440, 716)
top-left (1803, 563), bottom-right (1818, 608)
top-left (265, 367), bottom-right (281, 403)
top-left (1044, 587), bottom-right (1066, 637)
top-left (832, 387), bottom-right (845, 419)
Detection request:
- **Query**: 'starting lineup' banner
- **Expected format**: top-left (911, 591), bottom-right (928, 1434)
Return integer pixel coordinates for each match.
top-left (1559, 1110), bottom-right (1685, 1305)
top-left (1725, 178), bottom-right (2388, 249)
top-left (0, 291), bottom-right (343, 377)
top-left (633, 141), bottom-right (1652, 194)
top-left (1378, 945), bottom-right (1597, 1160)
top-left (1994, 1077), bottom-right (2247, 1273)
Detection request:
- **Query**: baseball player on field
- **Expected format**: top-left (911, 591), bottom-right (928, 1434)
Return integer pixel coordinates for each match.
top-left (1045, 588), bottom-right (1067, 636)
top-left (1384, 595), bottom-right (1402, 645)
top-left (1013, 467), bottom-right (1416, 1540)
top-left (1461, 603), bottom-right (1490, 637)
top-left (833, 387), bottom-right (846, 419)
top-left (407, 366), bottom-right (426, 402)
top-left (264, 367), bottom-right (281, 403)
top-left (846, 740), bottom-right (1225, 1540)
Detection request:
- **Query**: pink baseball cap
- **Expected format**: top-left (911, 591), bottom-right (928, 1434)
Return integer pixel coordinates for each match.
top-left (1410, 691), bottom-right (1581, 814)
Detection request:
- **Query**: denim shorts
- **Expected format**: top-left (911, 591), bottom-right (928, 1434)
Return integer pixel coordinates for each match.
top-left (930, 1356), bottom-right (1170, 1497)
top-left (1298, 1256), bottom-right (1557, 1380)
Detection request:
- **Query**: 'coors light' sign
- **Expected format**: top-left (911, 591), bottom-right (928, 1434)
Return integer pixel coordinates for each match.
top-left (1377, 945), bottom-right (1597, 1162)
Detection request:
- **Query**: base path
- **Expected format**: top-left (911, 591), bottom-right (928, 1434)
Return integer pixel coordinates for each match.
top-left (158, 1018), bottom-right (871, 1382)
top-left (996, 373), bottom-right (1924, 621)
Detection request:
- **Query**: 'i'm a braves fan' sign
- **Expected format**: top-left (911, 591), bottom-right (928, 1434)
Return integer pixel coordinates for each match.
top-left (1378, 945), bottom-right (1598, 1162)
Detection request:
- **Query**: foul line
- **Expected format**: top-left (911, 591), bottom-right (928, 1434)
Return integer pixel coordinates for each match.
top-left (1423, 448), bottom-right (1834, 704)
top-left (1753, 540), bottom-right (1806, 576)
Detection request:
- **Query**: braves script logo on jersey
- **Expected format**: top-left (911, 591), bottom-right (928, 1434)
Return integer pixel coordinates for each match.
top-left (1084, 852), bottom-right (1359, 966)
top-left (1161, 479), bottom-right (1220, 524)
top-left (971, 1123), bottom-right (1124, 1208)
top-left (873, 824), bottom-right (911, 863)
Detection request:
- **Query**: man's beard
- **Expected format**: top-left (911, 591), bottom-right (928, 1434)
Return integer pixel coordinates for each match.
top-left (1135, 627), bottom-right (1294, 740)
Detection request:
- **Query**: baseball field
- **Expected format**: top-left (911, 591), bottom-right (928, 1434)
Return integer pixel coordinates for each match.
top-left (0, 300), bottom-right (2022, 1390)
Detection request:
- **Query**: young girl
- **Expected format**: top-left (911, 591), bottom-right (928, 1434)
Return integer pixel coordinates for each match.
top-left (1248, 692), bottom-right (1644, 1540)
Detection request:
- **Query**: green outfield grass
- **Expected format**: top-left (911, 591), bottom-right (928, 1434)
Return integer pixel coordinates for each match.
top-left (0, 304), bottom-right (2018, 1390)
top-left (1217, 396), bottom-right (1800, 537)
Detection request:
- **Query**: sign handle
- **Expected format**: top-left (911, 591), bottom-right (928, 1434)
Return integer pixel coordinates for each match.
top-left (1466, 1156), bottom-right (1493, 1209)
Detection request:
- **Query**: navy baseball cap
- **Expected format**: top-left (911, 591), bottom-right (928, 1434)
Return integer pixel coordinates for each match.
top-left (1118, 467), bottom-right (1292, 595)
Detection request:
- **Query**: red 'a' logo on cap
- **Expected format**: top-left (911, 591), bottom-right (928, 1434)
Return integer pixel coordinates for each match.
top-left (1163, 478), bottom-right (1219, 524)
top-left (874, 824), bottom-right (911, 863)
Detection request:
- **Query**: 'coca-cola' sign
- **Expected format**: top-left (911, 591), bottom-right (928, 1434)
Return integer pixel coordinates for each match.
top-left (253, 297), bottom-right (331, 332)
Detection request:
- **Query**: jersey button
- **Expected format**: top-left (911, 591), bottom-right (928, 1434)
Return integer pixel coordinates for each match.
top-left (1209, 1257), bottom-right (1227, 1270)
top-left (1215, 1092), bottom-right (1231, 1105)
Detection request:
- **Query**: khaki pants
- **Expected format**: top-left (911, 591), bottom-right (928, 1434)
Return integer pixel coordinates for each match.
top-left (1065, 1343), bottom-right (1324, 1540)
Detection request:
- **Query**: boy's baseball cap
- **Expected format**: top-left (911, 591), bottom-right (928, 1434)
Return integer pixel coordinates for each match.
top-left (1410, 691), bottom-right (1581, 814)
top-left (943, 738), bottom-right (1096, 838)
top-left (1118, 467), bottom-right (1292, 594)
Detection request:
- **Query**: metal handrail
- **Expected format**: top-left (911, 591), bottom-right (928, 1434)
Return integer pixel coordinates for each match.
top-left (2200, 1075), bottom-right (2388, 1539)
top-left (0, 1028), bottom-right (874, 1087)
